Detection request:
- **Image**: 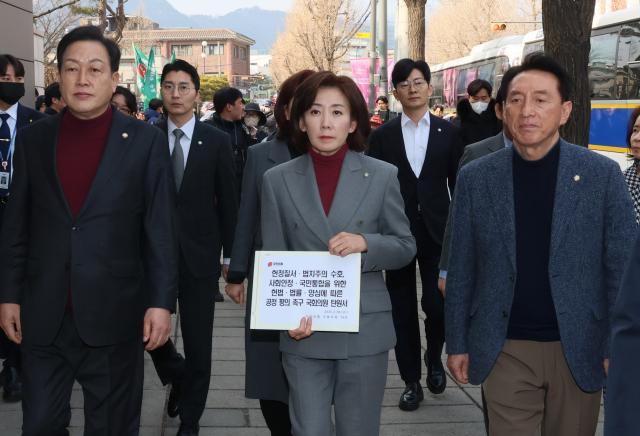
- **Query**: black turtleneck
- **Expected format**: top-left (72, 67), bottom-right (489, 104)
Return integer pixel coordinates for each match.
top-left (507, 141), bottom-right (561, 342)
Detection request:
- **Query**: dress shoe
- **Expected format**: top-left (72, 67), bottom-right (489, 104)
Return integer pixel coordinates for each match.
top-left (167, 379), bottom-right (182, 418)
top-left (398, 381), bottom-right (423, 411)
top-left (2, 366), bottom-right (22, 402)
top-left (176, 423), bottom-right (199, 436)
top-left (425, 352), bottom-right (447, 394)
top-left (214, 290), bottom-right (224, 302)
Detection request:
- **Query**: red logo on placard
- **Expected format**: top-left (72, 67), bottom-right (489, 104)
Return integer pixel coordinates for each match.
top-left (268, 262), bottom-right (273, 267)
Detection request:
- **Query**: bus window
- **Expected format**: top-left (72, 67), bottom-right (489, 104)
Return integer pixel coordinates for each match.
top-left (589, 31), bottom-right (619, 99)
top-left (523, 42), bottom-right (544, 57)
top-left (617, 23), bottom-right (640, 99)
top-left (477, 62), bottom-right (496, 94)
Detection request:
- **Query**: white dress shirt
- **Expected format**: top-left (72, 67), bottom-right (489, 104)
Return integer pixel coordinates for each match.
top-left (400, 110), bottom-right (431, 178)
top-left (168, 115), bottom-right (196, 169)
top-left (0, 102), bottom-right (19, 175)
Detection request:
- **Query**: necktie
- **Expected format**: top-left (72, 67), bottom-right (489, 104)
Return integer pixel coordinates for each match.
top-left (0, 114), bottom-right (11, 164)
top-left (172, 128), bottom-right (185, 191)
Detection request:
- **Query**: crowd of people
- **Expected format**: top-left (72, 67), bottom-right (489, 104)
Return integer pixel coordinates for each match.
top-left (1, 24), bottom-right (640, 436)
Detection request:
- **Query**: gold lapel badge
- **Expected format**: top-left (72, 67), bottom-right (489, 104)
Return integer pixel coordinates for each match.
top-left (573, 175), bottom-right (580, 182)
top-left (122, 132), bottom-right (129, 139)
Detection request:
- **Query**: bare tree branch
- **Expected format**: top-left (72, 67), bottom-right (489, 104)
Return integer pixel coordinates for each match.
top-left (33, 0), bottom-right (80, 19)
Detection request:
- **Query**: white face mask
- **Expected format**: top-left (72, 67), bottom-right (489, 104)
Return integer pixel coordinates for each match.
top-left (244, 115), bottom-right (260, 127)
top-left (470, 101), bottom-right (489, 115)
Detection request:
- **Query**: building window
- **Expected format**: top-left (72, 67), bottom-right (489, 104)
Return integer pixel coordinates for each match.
top-left (171, 45), bottom-right (192, 56)
top-left (239, 47), bottom-right (247, 60)
top-left (207, 44), bottom-right (224, 55)
top-left (234, 46), bottom-right (239, 58)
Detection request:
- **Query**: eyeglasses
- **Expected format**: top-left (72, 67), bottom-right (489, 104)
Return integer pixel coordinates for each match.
top-left (161, 83), bottom-right (196, 95)
top-left (396, 78), bottom-right (428, 91)
top-left (116, 106), bottom-right (132, 115)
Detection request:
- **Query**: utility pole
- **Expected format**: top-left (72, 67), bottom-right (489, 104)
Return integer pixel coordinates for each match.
top-left (378, 0), bottom-right (388, 98)
top-left (368, 0), bottom-right (378, 111)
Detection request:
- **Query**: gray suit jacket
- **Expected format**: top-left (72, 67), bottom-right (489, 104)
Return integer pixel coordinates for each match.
top-left (228, 138), bottom-right (291, 276)
top-left (445, 140), bottom-right (635, 392)
top-left (439, 132), bottom-right (505, 270)
top-left (261, 150), bottom-right (416, 359)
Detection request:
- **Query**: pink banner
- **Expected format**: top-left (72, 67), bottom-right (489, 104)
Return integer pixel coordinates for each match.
top-left (350, 57), bottom-right (395, 105)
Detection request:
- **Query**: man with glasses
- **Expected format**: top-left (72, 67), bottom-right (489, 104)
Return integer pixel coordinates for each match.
top-left (111, 86), bottom-right (138, 117)
top-left (148, 59), bottom-right (238, 436)
top-left (0, 54), bottom-right (44, 403)
top-left (369, 58), bottom-right (463, 411)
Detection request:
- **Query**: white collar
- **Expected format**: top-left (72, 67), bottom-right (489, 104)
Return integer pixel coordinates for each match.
top-left (401, 110), bottom-right (431, 128)
top-left (167, 114), bottom-right (196, 140)
top-left (0, 102), bottom-right (19, 120)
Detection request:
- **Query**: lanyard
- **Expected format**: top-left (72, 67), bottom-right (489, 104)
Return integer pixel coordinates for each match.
top-left (0, 121), bottom-right (17, 173)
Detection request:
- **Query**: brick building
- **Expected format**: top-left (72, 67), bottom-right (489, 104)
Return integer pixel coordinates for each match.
top-left (119, 27), bottom-right (255, 89)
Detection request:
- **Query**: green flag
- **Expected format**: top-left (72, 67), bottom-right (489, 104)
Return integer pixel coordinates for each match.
top-left (142, 47), bottom-right (158, 107)
top-left (170, 50), bottom-right (176, 63)
top-left (133, 44), bottom-right (148, 98)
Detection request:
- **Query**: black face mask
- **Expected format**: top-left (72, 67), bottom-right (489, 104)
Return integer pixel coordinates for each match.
top-left (0, 82), bottom-right (25, 106)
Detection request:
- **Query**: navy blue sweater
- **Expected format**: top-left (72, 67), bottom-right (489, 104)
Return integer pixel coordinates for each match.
top-left (507, 142), bottom-right (561, 341)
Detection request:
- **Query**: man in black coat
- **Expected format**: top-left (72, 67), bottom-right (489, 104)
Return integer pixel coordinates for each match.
top-left (149, 60), bottom-right (238, 436)
top-left (0, 53), bottom-right (45, 403)
top-left (0, 27), bottom-right (177, 435)
top-left (368, 58), bottom-right (463, 411)
top-left (206, 86), bottom-right (256, 198)
top-left (455, 79), bottom-right (502, 146)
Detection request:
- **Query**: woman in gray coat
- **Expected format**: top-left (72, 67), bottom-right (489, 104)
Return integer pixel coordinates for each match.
top-left (260, 71), bottom-right (416, 436)
top-left (224, 70), bottom-right (315, 435)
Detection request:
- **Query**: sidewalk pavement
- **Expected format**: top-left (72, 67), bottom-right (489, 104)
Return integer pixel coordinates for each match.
top-left (0, 278), bottom-right (605, 435)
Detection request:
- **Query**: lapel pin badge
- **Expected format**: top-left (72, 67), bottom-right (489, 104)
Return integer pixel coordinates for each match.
top-left (437, 128), bottom-right (442, 132)
top-left (364, 172), bottom-right (369, 178)
top-left (573, 175), bottom-right (580, 182)
top-left (197, 140), bottom-right (203, 145)
top-left (122, 132), bottom-right (128, 139)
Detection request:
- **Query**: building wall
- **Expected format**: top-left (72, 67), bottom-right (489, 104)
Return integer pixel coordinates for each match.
top-left (0, 0), bottom-right (37, 108)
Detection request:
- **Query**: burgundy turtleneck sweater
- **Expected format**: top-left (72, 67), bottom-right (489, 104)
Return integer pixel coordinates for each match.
top-left (57, 106), bottom-right (113, 217)
top-left (57, 106), bottom-right (113, 309)
top-left (310, 144), bottom-right (348, 215)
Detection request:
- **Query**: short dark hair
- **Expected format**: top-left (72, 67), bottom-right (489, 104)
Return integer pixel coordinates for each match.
top-left (213, 87), bottom-right (243, 114)
top-left (113, 86), bottom-right (137, 114)
top-left (627, 106), bottom-right (640, 148)
top-left (35, 95), bottom-right (46, 110)
top-left (57, 25), bottom-right (120, 73)
top-left (496, 65), bottom-right (523, 106)
top-left (376, 95), bottom-right (388, 104)
top-left (44, 82), bottom-right (62, 107)
top-left (433, 104), bottom-right (444, 111)
top-left (0, 54), bottom-right (25, 77)
top-left (391, 58), bottom-right (431, 87)
top-left (514, 52), bottom-right (572, 102)
top-left (274, 70), bottom-right (315, 141)
top-left (467, 79), bottom-right (492, 97)
top-left (290, 71), bottom-right (370, 153)
top-left (148, 98), bottom-right (163, 111)
top-left (160, 59), bottom-right (200, 91)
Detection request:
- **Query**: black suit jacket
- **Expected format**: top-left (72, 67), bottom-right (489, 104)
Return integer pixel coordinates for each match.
top-left (368, 114), bottom-right (463, 246)
top-left (156, 119), bottom-right (238, 278)
top-left (0, 109), bottom-right (178, 347)
top-left (16, 103), bottom-right (45, 130)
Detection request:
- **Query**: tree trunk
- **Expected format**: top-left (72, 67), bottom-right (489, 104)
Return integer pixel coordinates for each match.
top-left (542, 0), bottom-right (595, 147)
top-left (405, 0), bottom-right (427, 60)
top-left (97, 0), bottom-right (107, 32)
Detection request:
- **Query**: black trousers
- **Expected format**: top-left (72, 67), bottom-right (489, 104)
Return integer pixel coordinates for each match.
top-left (21, 311), bottom-right (143, 436)
top-left (386, 217), bottom-right (444, 383)
top-left (0, 331), bottom-right (20, 369)
top-left (149, 255), bottom-right (217, 427)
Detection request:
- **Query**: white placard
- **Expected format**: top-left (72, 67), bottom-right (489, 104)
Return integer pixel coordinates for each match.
top-left (250, 251), bottom-right (361, 332)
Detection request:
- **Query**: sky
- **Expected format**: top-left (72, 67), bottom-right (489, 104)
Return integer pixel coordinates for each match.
top-left (166, 0), bottom-right (393, 17)
top-left (166, 0), bottom-right (292, 16)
